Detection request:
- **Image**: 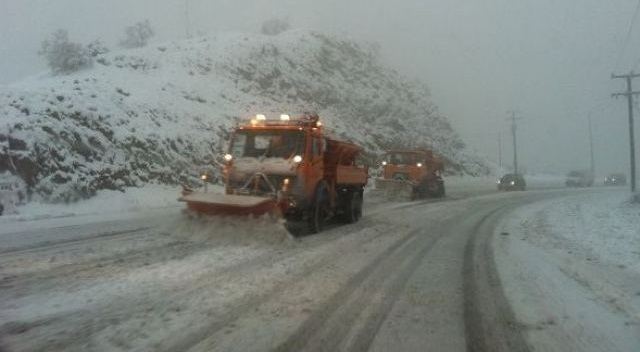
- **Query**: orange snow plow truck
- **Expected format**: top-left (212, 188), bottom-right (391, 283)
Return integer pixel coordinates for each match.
top-left (179, 113), bottom-right (368, 235)
top-left (375, 149), bottom-right (445, 200)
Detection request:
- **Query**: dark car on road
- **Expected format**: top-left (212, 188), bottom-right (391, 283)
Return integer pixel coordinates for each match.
top-left (497, 173), bottom-right (526, 191)
top-left (565, 170), bottom-right (594, 187)
top-left (604, 173), bottom-right (626, 186)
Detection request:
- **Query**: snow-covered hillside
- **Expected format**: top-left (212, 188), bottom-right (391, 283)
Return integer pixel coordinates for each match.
top-left (0, 30), bottom-right (488, 202)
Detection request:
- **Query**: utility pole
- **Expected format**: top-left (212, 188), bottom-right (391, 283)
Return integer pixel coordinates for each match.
top-left (507, 111), bottom-right (520, 174)
top-left (498, 132), bottom-right (503, 172)
top-left (588, 115), bottom-right (595, 177)
top-left (185, 0), bottom-right (192, 38)
top-left (612, 71), bottom-right (640, 193)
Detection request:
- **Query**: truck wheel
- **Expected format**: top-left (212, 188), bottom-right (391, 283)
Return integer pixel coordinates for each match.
top-left (284, 221), bottom-right (306, 237)
top-left (424, 178), bottom-right (445, 198)
top-left (308, 185), bottom-right (329, 234)
top-left (341, 190), bottom-right (362, 224)
top-left (412, 183), bottom-right (426, 200)
top-left (354, 191), bottom-right (363, 221)
top-left (0, 203), bottom-right (4, 216)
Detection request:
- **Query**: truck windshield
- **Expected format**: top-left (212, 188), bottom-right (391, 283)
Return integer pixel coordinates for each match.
top-left (387, 153), bottom-right (421, 165)
top-left (231, 130), bottom-right (305, 159)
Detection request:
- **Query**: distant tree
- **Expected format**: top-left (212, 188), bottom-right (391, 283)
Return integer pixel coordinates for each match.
top-left (261, 18), bottom-right (290, 36)
top-left (119, 20), bottom-right (155, 48)
top-left (39, 29), bottom-right (92, 74)
top-left (86, 39), bottom-right (109, 57)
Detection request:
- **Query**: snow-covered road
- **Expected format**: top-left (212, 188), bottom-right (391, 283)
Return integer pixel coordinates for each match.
top-left (0, 183), bottom-right (628, 351)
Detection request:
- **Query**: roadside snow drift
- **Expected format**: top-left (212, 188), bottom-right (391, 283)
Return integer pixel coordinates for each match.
top-left (494, 190), bottom-right (640, 352)
top-left (0, 30), bottom-right (487, 202)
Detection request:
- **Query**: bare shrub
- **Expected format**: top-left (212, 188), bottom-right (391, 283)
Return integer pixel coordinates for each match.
top-left (86, 39), bottom-right (109, 57)
top-left (261, 18), bottom-right (290, 36)
top-left (119, 20), bottom-right (155, 48)
top-left (39, 29), bottom-right (92, 74)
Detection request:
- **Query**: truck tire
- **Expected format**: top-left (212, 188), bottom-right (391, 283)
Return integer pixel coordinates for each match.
top-left (308, 184), bottom-right (330, 234)
top-left (424, 177), bottom-right (446, 198)
top-left (436, 182), bottom-right (446, 197)
top-left (412, 182), bottom-right (427, 200)
top-left (284, 221), bottom-right (306, 237)
top-left (341, 190), bottom-right (363, 224)
top-left (0, 203), bottom-right (4, 216)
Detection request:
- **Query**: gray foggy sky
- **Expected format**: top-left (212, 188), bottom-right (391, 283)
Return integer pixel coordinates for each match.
top-left (1, 0), bottom-right (639, 176)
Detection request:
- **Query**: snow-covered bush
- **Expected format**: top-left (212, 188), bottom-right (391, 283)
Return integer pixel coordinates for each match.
top-left (119, 20), bottom-right (154, 48)
top-left (86, 39), bottom-right (109, 57)
top-left (261, 18), bottom-right (290, 36)
top-left (39, 29), bottom-right (92, 74)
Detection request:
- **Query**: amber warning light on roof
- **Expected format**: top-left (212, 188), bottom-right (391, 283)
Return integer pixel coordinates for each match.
top-left (248, 113), bottom-right (322, 128)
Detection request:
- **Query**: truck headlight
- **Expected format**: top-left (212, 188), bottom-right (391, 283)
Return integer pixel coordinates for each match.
top-left (417, 163), bottom-right (423, 167)
top-left (382, 161), bottom-right (387, 166)
top-left (224, 154), bottom-right (233, 162)
top-left (293, 155), bottom-right (302, 163)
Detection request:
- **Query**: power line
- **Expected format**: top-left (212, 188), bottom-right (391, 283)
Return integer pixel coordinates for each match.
top-left (587, 99), bottom-right (615, 115)
top-left (615, 0), bottom-right (640, 71)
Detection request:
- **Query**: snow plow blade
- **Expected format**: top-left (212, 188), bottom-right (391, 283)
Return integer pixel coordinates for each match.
top-left (374, 178), bottom-right (415, 200)
top-left (179, 192), bottom-right (277, 217)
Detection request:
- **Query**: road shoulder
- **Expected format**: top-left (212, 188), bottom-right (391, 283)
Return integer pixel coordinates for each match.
top-left (493, 190), bottom-right (640, 352)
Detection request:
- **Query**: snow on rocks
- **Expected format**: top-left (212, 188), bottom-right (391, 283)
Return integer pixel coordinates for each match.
top-left (0, 30), bottom-right (487, 203)
top-left (494, 190), bottom-right (640, 351)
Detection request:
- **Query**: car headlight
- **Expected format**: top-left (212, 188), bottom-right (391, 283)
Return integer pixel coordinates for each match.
top-left (510, 181), bottom-right (515, 185)
top-left (293, 155), bottom-right (303, 163)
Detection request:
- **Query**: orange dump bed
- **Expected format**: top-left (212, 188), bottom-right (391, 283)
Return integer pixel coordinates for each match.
top-left (325, 138), bottom-right (368, 186)
top-left (336, 165), bottom-right (368, 185)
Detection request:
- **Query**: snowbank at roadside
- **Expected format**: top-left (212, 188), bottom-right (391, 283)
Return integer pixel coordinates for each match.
top-left (494, 190), bottom-right (640, 351)
top-left (1, 184), bottom-right (206, 223)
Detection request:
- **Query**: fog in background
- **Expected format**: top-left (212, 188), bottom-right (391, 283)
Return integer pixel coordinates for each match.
top-left (2, 0), bottom-right (639, 177)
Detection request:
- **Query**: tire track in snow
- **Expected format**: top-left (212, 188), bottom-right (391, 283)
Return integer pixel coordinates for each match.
top-left (160, 224), bottom-right (400, 352)
top-left (2, 220), bottom-right (396, 352)
top-left (0, 226), bottom-right (152, 256)
top-left (463, 204), bottom-right (530, 352)
top-left (271, 221), bottom-right (448, 352)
